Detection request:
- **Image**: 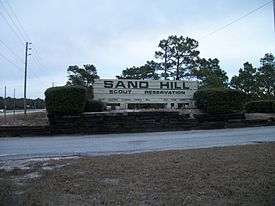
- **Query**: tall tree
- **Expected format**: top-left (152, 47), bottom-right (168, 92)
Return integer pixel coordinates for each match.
top-left (116, 61), bottom-right (160, 80)
top-left (155, 38), bottom-right (173, 79)
top-left (230, 62), bottom-right (259, 98)
top-left (257, 53), bottom-right (275, 99)
top-left (193, 58), bottom-right (228, 88)
top-left (169, 36), bottom-right (200, 80)
top-left (66, 64), bottom-right (99, 87)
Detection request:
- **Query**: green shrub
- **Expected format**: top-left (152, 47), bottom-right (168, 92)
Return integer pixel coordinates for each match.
top-left (86, 87), bottom-right (94, 100)
top-left (194, 88), bottom-right (247, 114)
top-left (45, 86), bottom-right (87, 115)
top-left (84, 100), bottom-right (105, 112)
top-left (245, 100), bottom-right (275, 113)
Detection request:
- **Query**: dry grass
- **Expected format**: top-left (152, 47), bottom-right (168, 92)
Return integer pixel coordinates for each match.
top-left (0, 112), bottom-right (48, 126)
top-left (1, 143), bottom-right (275, 205)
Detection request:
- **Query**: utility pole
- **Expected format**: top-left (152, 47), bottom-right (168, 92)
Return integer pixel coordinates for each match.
top-left (23, 42), bottom-right (31, 115)
top-left (3, 86), bottom-right (7, 124)
top-left (13, 88), bottom-right (16, 120)
top-left (273, 0), bottom-right (275, 31)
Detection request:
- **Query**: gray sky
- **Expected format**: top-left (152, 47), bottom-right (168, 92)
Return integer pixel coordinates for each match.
top-left (0, 0), bottom-right (274, 98)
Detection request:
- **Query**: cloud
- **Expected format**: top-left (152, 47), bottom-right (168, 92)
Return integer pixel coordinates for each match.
top-left (0, 0), bottom-right (274, 98)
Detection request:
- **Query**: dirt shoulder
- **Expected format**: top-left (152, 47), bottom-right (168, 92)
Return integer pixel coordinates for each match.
top-left (0, 112), bottom-right (48, 126)
top-left (1, 143), bottom-right (275, 205)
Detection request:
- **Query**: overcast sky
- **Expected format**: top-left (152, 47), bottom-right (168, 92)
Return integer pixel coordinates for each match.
top-left (0, 0), bottom-right (274, 98)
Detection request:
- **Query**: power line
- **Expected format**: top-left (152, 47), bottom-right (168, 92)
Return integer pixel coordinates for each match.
top-left (2, 0), bottom-right (66, 91)
top-left (0, 10), bottom-right (24, 46)
top-left (32, 48), bottom-right (44, 62)
top-left (31, 48), bottom-right (46, 68)
top-left (4, 0), bottom-right (31, 41)
top-left (0, 39), bottom-right (24, 63)
top-left (0, 0), bottom-right (27, 76)
top-left (200, 0), bottom-right (273, 39)
top-left (1, 2), bottom-right (58, 100)
top-left (2, 1), bottom-right (47, 71)
top-left (0, 0), bottom-right (27, 42)
top-left (28, 57), bottom-right (44, 79)
top-left (1, 1), bottom-right (46, 68)
top-left (0, 50), bottom-right (22, 70)
top-left (2, 0), bottom-right (47, 78)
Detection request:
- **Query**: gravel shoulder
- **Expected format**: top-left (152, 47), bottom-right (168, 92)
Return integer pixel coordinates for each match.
top-left (1, 143), bottom-right (275, 205)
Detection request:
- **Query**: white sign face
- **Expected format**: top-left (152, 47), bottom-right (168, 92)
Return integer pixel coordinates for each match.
top-left (93, 79), bottom-right (198, 104)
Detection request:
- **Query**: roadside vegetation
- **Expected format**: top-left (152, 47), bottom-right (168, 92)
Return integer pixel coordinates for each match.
top-left (45, 86), bottom-right (87, 116)
top-left (64, 36), bottom-right (274, 101)
top-left (0, 35), bottom-right (274, 123)
top-left (60, 35), bottom-right (274, 114)
top-left (245, 100), bottom-right (275, 113)
top-left (194, 88), bottom-right (247, 114)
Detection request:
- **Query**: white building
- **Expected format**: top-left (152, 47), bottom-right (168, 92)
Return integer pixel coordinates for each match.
top-left (93, 79), bottom-right (198, 110)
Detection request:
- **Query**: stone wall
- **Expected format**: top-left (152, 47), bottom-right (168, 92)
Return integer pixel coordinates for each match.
top-left (0, 126), bottom-right (50, 137)
top-left (48, 111), bottom-right (274, 135)
top-left (0, 111), bottom-right (274, 137)
top-left (49, 111), bottom-right (198, 134)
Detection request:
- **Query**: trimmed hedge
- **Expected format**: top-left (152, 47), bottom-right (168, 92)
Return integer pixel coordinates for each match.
top-left (45, 86), bottom-right (87, 116)
top-left (194, 88), bottom-right (247, 114)
top-left (85, 100), bottom-right (105, 112)
top-left (245, 100), bottom-right (275, 113)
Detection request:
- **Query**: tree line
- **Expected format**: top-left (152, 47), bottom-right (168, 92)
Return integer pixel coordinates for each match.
top-left (66, 35), bottom-right (274, 100)
top-left (1, 35), bottom-right (272, 110)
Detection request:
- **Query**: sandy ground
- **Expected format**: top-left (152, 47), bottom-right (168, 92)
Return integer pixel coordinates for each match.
top-left (0, 112), bottom-right (48, 126)
top-left (0, 143), bottom-right (274, 206)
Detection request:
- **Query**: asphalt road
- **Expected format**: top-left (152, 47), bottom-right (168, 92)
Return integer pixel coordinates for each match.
top-left (0, 109), bottom-right (45, 116)
top-left (0, 126), bottom-right (275, 161)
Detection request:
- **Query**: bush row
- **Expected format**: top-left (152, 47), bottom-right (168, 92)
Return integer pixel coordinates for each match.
top-left (85, 100), bottom-right (106, 112)
top-left (45, 86), bottom-right (274, 116)
top-left (245, 100), bottom-right (275, 113)
top-left (194, 88), bottom-right (247, 114)
top-left (45, 86), bottom-right (105, 116)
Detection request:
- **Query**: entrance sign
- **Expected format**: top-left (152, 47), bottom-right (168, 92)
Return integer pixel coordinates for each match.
top-left (93, 79), bottom-right (198, 109)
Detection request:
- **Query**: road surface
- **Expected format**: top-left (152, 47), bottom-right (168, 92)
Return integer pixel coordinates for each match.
top-left (0, 126), bottom-right (275, 162)
top-left (0, 109), bottom-right (45, 116)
